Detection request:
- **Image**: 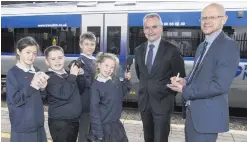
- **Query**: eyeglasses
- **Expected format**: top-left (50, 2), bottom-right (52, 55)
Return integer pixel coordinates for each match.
top-left (200, 16), bottom-right (225, 21)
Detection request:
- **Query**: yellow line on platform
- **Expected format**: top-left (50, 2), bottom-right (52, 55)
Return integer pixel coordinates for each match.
top-left (1, 132), bottom-right (53, 142)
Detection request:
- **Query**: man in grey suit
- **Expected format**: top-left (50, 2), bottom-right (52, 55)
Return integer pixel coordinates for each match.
top-left (167, 3), bottom-right (240, 142)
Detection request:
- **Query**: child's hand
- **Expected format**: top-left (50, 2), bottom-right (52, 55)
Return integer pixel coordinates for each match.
top-left (70, 63), bottom-right (80, 76)
top-left (32, 72), bottom-right (49, 90)
top-left (78, 68), bottom-right (84, 75)
top-left (31, 73), bottom-right (41, 90)
top-left (125, 71), bottom-right (131, 80)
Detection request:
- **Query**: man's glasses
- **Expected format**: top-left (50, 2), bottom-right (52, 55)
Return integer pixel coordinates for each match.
top-left (200, 16), bottom-right (225, 22)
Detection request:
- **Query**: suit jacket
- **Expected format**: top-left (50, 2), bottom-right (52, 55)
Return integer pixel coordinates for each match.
top-left (183, 32), bottom-right (240, 133)
top-left (135, 39), bottom-right (186, 114)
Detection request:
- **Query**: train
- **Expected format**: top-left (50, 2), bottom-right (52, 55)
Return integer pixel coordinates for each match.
top-left (1, 1), bottom-right (247, 108)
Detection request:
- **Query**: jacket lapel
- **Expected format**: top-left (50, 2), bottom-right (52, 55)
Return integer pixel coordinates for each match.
top-left (141, 42), bottom-right (149, 75)
top-left (150, 40), bottom-right (167, 77)
top-left (195, 32), bottom-right (224, 75)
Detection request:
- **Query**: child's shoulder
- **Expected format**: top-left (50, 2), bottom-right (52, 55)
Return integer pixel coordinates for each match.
top-left (7, 65), bottom-right (19, 76)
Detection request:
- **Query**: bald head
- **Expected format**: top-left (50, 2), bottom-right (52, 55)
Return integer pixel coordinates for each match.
top-left (200, 3), bottom-right (228, 37)
top-left (203, 3), bottom-right (226, 16)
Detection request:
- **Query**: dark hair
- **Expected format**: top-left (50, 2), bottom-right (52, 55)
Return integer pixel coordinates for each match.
top-left (15, 36), bottom-right (39, 59)
top-left (44, 45), bottom-right (64, 57)
top-left (79, 32), bottom-right (96, 45)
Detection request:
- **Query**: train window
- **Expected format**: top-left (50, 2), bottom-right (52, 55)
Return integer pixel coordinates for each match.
top-left (11, 27), bottom-right (80, 55)
top-left (57, 27), bottom-right (80, 54)
top-left (107, 26), bottom-right (121, 55)
top-left (166, 31), bottom-right (178, 37)
top-left (182, 32), bottom-right (192, 37)
top-left (1, 28), bottom-right (15, 53)
top-left (223, 27), bottom-right (247, 58)
top-left (232, 32), bottom-right (247, 58)
top-left (87, 26), bottom-right (101, 54)
top-left (128, 27), bottom-right (203, 56)
top-left (128, 27), bottom-right (146, 55)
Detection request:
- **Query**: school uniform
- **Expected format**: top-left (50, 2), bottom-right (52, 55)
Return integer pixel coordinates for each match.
top-left (46, 68), bottom-right (82, 142)
top-left (77, 53), bottom-right (96, 142)
top-left (89, 76), bottom-right (130, 142)
top-left (6, 62), bottom-right (47, 142)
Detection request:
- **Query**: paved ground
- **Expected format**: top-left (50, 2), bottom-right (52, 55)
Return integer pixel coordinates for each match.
top-left (2, 108), bottom-right (247, 142)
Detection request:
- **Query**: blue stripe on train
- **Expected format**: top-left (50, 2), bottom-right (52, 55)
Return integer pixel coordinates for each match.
top-left (1, 52), bottom-right (247, 62)
top-left (128, 11), bottom-right (247, 26)
top-left (1, 11), bottom-right (246, 28)
top-left (1, 14), bottom-right (81, 28)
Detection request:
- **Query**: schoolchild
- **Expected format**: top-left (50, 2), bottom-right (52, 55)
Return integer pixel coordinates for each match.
top-left (77, 32), bottom-right (97, 142)
top-left (44, 45), bottom-right (82, 142)
top-left (6, 36), bottom-right (48, 142)
top-left (89, 52), bottom-right (131, 142)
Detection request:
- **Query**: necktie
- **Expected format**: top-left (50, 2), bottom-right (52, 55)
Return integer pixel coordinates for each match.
top-left (187, 41), bottom-right (208, 83)
top-left (146, 44), bottom-right (155, 73)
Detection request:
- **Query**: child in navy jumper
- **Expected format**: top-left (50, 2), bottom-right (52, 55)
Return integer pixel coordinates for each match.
top-left (44, 46), bottom-right (82, 142)
top-left (6, 36), bottom-right (49, 142)
top-left (89, 52), bottom-right (131, 142)
top-left (77, 32), bottom-right (97, 142)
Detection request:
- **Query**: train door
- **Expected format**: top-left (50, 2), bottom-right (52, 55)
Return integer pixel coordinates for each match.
top-left (81, 14), bottom-right (128, 58)
top-left (81, 13), bottom-right (137, 102)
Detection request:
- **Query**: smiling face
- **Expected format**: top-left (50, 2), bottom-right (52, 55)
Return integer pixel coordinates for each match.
top-left (201, 3), bottom-right (228, 36)
top-left (98, 58), bottom-right (116, 78)
top-left (80, 39), bottom-right (96, 56)
top-left (143, 16), bottom-right (163, 42)
top-left (17, 45), bottom-right (38, 68)
top-left (46, 50), bottom-right (65, 72)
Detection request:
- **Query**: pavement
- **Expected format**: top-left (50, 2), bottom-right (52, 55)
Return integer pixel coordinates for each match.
top-left (1, 107), bottom-right (247, 142)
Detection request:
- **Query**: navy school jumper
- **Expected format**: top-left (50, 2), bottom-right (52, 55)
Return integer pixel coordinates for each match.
top-left (90, 78), bottom-right (131, 139)
top-left (77, 54), bottom-right (96, 113)
top-left (45, 71), bottom-right (82, 119)
top-left (6, 65), bottom-right (45, 132)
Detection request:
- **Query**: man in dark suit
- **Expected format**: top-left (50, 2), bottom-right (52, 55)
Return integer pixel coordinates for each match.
top-left (134, 13), bottom-right (186, 142)
top-left (168, 3), bottom-right (240, 142)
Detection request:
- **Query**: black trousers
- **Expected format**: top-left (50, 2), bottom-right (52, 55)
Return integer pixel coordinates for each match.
top-left (78, 112), bottom-right (91, 142)
top-left (140, 97), bottom-right (174, 142)
top-left (48, 118), bottom-right (79, 142)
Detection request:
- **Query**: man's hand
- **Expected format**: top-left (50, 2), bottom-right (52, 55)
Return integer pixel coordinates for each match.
top-left (167, 76), bottom-right (186, 93)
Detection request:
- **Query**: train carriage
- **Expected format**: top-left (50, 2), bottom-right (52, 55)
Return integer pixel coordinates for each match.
top-left (1, 1), bottom-right (247, 108)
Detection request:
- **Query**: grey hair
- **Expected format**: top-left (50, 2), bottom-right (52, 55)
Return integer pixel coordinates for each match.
top-left (143, 13), bottom-right (163, 26)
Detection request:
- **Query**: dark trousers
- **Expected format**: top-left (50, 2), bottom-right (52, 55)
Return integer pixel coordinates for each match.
top-left (140, 102), bottom-right (173, 142)
top-left (48, 118), bottom-right (79, 142)
top-left (78, 112), bottom-right (90, 142)
top-left (185, 108), bottom-right (218, 142)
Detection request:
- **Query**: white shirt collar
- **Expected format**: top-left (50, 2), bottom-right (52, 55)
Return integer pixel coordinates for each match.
top-left (96, 74), bottom-right (112, 83)
top-left (16, 62), bottom-right (36, 73)
top-left (80, 53), bottom-right (96, 60)
top-left (48, 68), bottom-right (67, 75)
top-left (148, 37), bottom-right (161, 49)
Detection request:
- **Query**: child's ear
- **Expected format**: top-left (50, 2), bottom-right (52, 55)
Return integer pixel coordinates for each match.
top-left (16, 48), bottom-right (21, 56)
top-left (45, 58), bottom-right (49, 66)
top-left (79, 44), bottom-right (83, 52)
top-left (97, 63), bottom-right (101, 68)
